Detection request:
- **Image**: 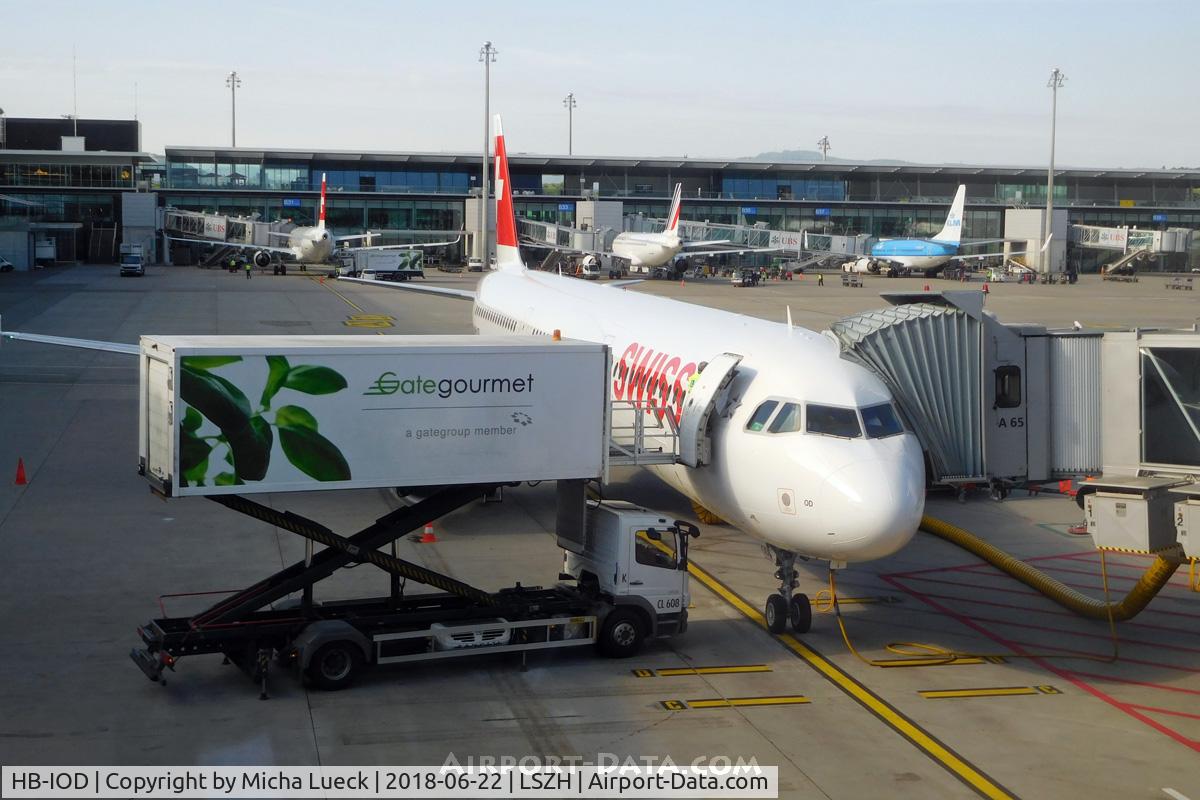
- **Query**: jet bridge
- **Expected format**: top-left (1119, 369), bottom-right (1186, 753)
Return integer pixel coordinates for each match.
top-left (829, 290), bottom-right (1103, 495)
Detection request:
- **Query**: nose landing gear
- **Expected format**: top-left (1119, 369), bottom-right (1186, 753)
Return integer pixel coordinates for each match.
top-left (764, 547), bottom-right (812, 634)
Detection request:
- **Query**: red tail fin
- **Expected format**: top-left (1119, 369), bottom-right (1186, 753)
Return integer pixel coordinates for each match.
top-left (318, 173), bottom-right (327, 230)
top-left (664, 183), bottom-right (682, 235)
top-left (493, 115), bottom-right (524, 271)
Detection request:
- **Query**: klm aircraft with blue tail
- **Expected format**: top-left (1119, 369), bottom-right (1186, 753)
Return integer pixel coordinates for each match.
top-left (848, 185), bottom-right (1017, 276)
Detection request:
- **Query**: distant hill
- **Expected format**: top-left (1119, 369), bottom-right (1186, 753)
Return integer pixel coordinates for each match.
top-left (749, 149), bottom-right (916, 166)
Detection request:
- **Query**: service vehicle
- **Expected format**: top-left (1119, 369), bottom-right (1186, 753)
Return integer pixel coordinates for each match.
top-left (338, 250), bottom-right (424, 281)
top-left (120, 334), bottom-right (695, 693)
top-left (119, 243), bottom-right (145, 277)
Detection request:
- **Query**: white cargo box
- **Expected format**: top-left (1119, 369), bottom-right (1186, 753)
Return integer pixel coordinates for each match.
top-left (138, 335), bottom-right (608, 496)
top-left (1083, 476), bottom-right (1187, 553)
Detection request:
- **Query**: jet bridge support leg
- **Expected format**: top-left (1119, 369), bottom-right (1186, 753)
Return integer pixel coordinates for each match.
top-left (765, 546), bottom-right (811, 634)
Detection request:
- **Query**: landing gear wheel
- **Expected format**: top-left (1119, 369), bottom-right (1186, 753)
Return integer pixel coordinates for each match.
top-left (789, 594), bottom-right (812, 634)
top-left (305, 641), bottom-right (363, 691)
top-left (765, 594), bottom-right (788, 634)
top-left (599, 609), bottom-right (644, 658)
top-left (691, 501), bottom-right (725, 526)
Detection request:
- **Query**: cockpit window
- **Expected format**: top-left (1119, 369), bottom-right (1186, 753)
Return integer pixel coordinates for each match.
top-left (768, 402), bottom-right (802, 433)
top-left (861, 403), bottom-right (904, 438)
top-left (746, 400), bottom-right (778, 432)
top-left (806, 404), bottom-right (862, 438)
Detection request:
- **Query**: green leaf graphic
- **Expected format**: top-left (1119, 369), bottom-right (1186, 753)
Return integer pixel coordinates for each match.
top-left (283, 365), bottom-right (347, 395)
top-left (182, 406), bottom-right (203, 434)
top-left (279, 426), bottom-right (352, 482)
top-left (180, 428), bottom-right (212, 472)
top-left (180, 366), bottom-right (251, 432)
top-left (227, 415), bottom-right (273, 481)
top-left (276, 405), bottom-right (318, 431)
top-left (214, 472), bottom-right (243, 486)
top-left (182, 355), bottom-right (242, 370)
top-left (261, 355), bottom-right (291, 407)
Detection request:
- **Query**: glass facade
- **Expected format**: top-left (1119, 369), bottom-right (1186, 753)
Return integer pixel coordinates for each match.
top-left (0, 162), bottom-right (135, 188)
top-left (721, 175), bottom-right (845, 201)
top-left (0, 192), bottom-right (116, 222)
top-left (163, 195), bottom-right (463, 232)
top-left (165, 157), bottom-right (472, 194)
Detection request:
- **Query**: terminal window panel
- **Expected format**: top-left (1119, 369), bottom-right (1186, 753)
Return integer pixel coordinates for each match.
top-left (1141, 348), bottom-right (1200, 467)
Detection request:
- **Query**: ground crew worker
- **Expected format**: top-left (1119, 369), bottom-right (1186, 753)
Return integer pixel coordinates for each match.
top-left (818, 273), bottom-right (824, 287)
top-left (244, 260), bottom-right (252, 280)
top-left (687, 361), bottom-right (708, 392)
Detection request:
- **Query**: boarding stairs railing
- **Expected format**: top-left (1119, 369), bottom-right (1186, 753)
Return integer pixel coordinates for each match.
top-left (608, 400), bottom-right (681, 467)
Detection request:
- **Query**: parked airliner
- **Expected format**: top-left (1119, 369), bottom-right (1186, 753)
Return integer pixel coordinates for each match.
top-left (343, 116), bottom-right (927, 633)
top-left (609, 183), bottom-right (734, 269)
top-left (846, 184), bottom-right (1018, 276)
top-left (168, 173), bottom-right (458, 268)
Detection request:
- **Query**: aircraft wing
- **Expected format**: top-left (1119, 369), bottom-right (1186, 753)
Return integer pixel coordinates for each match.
top-left (0, 316), bottom-right (138, 355)
top-left (164, 235), bottom-right (296, 257)
top-left (606, 279), bottom-right (645, 289)
top-left (342, 238), bottom-right (462, 252)
top-left (336, 276), bottom-right (476, 300)
top-left (679, 245), bottom-right (784, 258)
top-left (956, 250), bottom-right (1025, 261)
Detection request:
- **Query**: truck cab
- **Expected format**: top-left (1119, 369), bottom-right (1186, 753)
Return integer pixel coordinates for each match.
top-left (562, 501), bottom-right (697, 650)
top-left (119, 244), bottom-right (145, 277)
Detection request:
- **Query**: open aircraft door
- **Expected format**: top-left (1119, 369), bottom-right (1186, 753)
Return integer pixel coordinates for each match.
top-left (678, 353), bottom-right (742, 468)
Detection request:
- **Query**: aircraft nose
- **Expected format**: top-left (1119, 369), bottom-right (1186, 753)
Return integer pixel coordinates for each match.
top-left (818, 441), bottom-right (925, 561)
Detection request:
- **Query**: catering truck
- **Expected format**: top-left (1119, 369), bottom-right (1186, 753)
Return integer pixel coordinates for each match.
top-left (336, 249), bottom-right (424, 281)
top-left (131, 334), bottom-right (695, 694)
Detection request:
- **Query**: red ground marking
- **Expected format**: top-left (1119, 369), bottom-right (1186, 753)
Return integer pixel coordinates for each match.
top-left (909, 590), bottom-right (1200, 638)
top-left (893, 574), bottom-right (1200, 621)
top-left (954, 561), bottom-right (1194, 590)
top-left (880, 573), bottom-right (1200, 753)
top-left (1065, 671), bottom-right (1200, 697)
top-left (1125, 703), bottom-right (1200, 722)
top-left (936, 610), bottom-right (1200, 654)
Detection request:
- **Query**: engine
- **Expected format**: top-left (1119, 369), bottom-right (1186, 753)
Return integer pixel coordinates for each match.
top-left (252, 251), bottom-right (272, 268)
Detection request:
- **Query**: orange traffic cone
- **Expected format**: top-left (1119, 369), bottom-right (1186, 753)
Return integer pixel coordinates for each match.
top-left (319, 275), bottom-right (326, 284)
top-left (419, 523), bottom-right (437, 543)
top-left (923, 284), bottom-right (930, 292)
top-left (680, 279), bottom-right (685, 288)
top-left (14, 458), bottom-right (27, 486)
top-left (982, 283), bottom-right (990, 294)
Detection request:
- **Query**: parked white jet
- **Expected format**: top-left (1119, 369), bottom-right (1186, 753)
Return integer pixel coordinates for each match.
top-left (341, 116), bottom-right (927, 633)
top-left (168, 173), bottom-right (459, 268)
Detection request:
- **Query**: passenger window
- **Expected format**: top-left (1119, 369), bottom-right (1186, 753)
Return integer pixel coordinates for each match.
top-left (806, 404), bottom-right (862, 438)
top-left (746, 400), bottom-right (779, 432)
top-left (995, 366), bottom-right (1022, 409)
top-left (861, 403), bottom-right (904, 438)
top-left (768, 402), bottom-right (802, 433)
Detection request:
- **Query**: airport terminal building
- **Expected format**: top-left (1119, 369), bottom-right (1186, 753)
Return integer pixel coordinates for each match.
top-left (2, 115), bottom-right (1198, 266)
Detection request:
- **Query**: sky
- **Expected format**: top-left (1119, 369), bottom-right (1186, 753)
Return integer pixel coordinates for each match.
top-left (1, 0), bottom-right (1197, 168)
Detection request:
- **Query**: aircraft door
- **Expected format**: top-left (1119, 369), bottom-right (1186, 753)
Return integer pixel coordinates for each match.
top-left (678, 353), bottom-right (742, 468)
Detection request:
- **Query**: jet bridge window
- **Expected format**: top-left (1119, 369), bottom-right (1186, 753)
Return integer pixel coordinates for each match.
top-left (745, 400), bottom-right (779, 432)
top-left (994, 365), bottom-right (1022, 409)
top-left (806, 404), bottom-right (862, 439)
top-left (862, 403), bottom-right (904, 439)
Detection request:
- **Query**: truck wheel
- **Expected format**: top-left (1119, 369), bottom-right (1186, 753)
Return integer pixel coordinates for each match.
top-left (598, 609), bottom-right (644, 658)
top-left (306, 641), bottom-right (363, 690)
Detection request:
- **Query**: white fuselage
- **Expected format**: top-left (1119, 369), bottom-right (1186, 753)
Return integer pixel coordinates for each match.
top-left (471, 269), bottom-right (925, 563)
top-left (611, 231), bottom-right (683, 269)
top-left (284, 227), bottom-right (335, 263)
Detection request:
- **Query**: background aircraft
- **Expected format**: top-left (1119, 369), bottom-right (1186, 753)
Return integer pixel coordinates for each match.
top-left (846, 185), bottom-right (1021, 276)
top-left (168, 173), bottom-right (459, 268)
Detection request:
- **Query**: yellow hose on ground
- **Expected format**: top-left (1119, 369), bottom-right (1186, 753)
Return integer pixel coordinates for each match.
top-left (919, 515), bottom-right (1184, 622)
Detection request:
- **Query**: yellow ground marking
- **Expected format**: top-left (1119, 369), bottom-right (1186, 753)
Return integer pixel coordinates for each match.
top-left (311, 276), bottom-right (365, 312)
top-left (633, 665), bottom-right (772, 677)
top-left (920, 686), bottom-right (1061, 700)
top-left (344, 314), bottom-right (395, 329)
top-left (683, 558), bottom-right (1017, 800)
top-left (660, 695), bottom-right (810, 711)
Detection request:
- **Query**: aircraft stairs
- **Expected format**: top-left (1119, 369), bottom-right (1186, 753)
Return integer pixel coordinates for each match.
top-left (201, 245), bottom-right (238, 268)
top-left (607, 400), bottom-right (681, 467)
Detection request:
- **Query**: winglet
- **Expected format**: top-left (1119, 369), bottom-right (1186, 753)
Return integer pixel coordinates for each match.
top-left (931, 184), bottom-right (965, 245)
top-left (664, 183), bottom-right (683, 235)
top-left (318, 173), bottom-right (327, 231)
top-left (493, 115), bottom-right (525, 272)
